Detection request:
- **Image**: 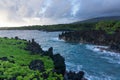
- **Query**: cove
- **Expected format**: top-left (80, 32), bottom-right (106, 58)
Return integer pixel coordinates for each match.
top-left (0, 30), bottom-right (120, 80)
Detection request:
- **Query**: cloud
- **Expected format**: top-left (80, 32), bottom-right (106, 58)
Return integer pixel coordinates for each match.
top-left (0, 0), bottom-right (120, 27)
top-left (77, 0), bottom-right (120, 19)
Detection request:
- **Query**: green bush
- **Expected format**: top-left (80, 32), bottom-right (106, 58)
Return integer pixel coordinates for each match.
top-left (0, 38), bottom-right (63, 80)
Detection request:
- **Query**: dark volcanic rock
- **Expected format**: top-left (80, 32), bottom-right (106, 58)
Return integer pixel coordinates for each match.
top-left (25, 39), bottom-right (43, 54)
top-left (59, 30), bottom-right (120, 52)
top-left (25, 39), bottom-right (66, 75)
top-left (25, 38), bottom-right (86, 79)
top-left (53, 54), bottom-right (66, 75)
top-left (64, 71), bottom-right (87, 80)
top-left (59, 30), bottom-right (108, 44)
top-left (29, 60), bottom-right (45, 72)
top-left (43, 47), bottom-right (54, 58)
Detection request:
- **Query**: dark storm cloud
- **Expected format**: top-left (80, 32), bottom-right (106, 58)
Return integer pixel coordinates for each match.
top-left (76, 0), bottom-right (120, 19)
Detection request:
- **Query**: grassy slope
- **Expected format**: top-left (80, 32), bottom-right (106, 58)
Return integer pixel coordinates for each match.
top-left (0, 38), bottom-right (63, 80)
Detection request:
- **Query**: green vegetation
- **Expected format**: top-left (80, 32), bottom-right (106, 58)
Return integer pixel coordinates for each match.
top-left (0, 23), bottom-right (95, 31)
top-left (0, 20), bottom-right (120, 34)
top-left (95, 20), bottom-right (120, 34)
top-left (0, 38), bottom-right (63, 80)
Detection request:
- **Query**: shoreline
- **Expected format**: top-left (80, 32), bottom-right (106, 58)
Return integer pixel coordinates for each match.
top-left (0, 36), bottom-right (87, 80)
top-left (59, 30), bottom-right (120, 54)
top-left (86, 44), bottom-right (120, 54)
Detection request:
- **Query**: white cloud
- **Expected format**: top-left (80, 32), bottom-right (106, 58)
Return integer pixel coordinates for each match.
top-left (0, 0), bottom-right (78, 27)
top-left (0, 0), bottom-right (120, 27)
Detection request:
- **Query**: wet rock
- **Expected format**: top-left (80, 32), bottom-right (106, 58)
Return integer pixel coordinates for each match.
top-left (64, 71), bottom-right (87, 80)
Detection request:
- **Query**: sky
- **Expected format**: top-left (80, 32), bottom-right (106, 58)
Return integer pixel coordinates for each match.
top-left (0, 0), bottom-right (120, 27)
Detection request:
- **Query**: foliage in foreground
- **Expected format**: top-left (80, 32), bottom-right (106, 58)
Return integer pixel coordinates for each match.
top-left (0, 38), bottom-right (63, 80)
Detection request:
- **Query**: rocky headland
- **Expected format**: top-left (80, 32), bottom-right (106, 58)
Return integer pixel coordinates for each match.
top-left (59, 30), bottom-right (120, 53)
top-left (0, 36), bottom-right (87, 80)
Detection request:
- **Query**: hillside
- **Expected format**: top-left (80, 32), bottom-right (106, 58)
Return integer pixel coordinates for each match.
top-left (0, 16), bottom-right (120, 32)
top-left (73, 16), bottom-right (120, 24)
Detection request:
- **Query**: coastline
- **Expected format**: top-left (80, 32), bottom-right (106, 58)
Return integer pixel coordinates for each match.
top-left (59, 30), bottom-right (120, 54)
top-left (86, 44), bottom-right (120, 54)
top-left (0, 37), bottom-right (87, 80)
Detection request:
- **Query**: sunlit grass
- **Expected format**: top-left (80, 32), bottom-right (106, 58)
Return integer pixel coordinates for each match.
top-left (0, 38), bottom-right (63, 80)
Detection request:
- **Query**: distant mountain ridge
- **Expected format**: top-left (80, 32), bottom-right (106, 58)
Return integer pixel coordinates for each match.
top-left (74, 16), bottom-right (120, 24)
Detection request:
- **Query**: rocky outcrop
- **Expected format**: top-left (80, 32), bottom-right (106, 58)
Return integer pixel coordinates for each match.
top-left (29, 60), bottom-right (45, 72)
top-left (53, 54), bottom-right (66, 75)
top-left (59, 30), bottom-right (108, 44)
top-left (24, 38), bottom-right (66, 76)
top-left (14, 37), bottom-right (86, 80)
top-left (25, 39), bottom-right (43, 54)
top-left (59, 30), bottom-right (120, 52)
top-left (64, 71), bottom-right (87, 80)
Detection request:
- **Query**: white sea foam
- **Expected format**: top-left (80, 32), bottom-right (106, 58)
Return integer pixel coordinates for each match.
top-left (85, 71), bottom-right (113, 80)
top-left (86, 44), bottom-right (108, 52)
top-left (65, 62), bottom-right (83, 72)
top-left (77, 65), bottom-right (82, 72)
top-left (86, 75), bottom-right (112, 80)
top-left (86, 44), bottom-right (120, 64)
top-left (42, 47), bottom-right (48, 51)
top-left (51, 37), bottom-right (64, 42)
